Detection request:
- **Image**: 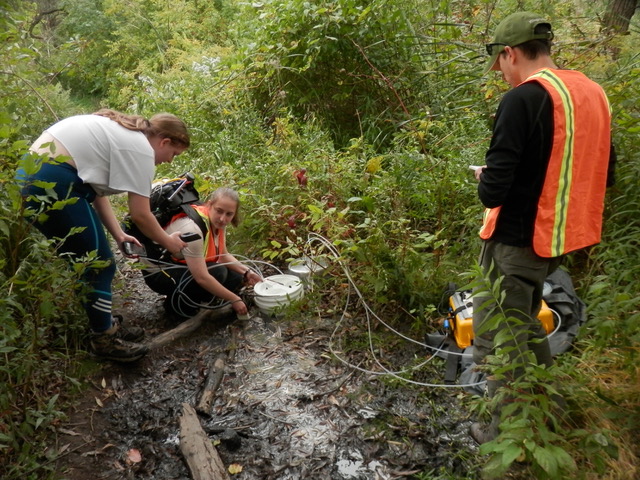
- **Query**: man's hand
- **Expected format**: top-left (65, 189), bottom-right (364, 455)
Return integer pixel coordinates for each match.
top-left (470, 165), bottom-right (486, 181)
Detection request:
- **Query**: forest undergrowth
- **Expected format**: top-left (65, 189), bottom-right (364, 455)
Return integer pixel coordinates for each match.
top-left (1, 0), bottom-right (638, 479)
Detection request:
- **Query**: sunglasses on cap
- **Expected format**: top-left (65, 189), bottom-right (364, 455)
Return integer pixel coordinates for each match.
top-left (485, 43), bottom-right (508, 55)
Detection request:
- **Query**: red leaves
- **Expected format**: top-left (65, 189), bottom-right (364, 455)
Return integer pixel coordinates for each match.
top-left (295, 168), bottom-right (308, 187)
top-left (288, 167), bottom-right (308, 228)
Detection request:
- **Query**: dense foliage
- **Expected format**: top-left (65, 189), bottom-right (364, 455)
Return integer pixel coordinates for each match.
top-left (0, 0), bottom-right (638, 478)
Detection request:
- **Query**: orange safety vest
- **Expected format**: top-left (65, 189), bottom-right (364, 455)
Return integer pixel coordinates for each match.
top-left (170, 204), bottom-right (225, 264)
top-left (479, 68), bottom-right (611, 257)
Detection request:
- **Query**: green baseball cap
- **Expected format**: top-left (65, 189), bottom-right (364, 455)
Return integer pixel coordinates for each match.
top-left (484, 11), bottom-right (553, 73)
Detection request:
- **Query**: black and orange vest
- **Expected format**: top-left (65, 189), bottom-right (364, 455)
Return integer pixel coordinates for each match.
top-left (170, 204), bottom-right (225, 264)
top-left (479, 68), bottom-right (611, 258)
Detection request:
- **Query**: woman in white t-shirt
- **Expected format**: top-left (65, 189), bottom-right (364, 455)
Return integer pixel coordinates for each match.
top-left (17, 109), bottom-right (190, 362)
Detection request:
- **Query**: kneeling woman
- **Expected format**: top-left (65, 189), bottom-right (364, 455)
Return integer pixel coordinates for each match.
top-left (142, 187), bottom-right (261, 319)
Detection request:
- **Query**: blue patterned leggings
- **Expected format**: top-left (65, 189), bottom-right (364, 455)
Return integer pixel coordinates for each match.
top-left (17, 159), bottom-right (115, 332)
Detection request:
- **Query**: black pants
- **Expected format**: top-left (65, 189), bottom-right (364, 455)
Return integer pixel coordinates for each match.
top-left (143, 263), bottom-right (243, 318)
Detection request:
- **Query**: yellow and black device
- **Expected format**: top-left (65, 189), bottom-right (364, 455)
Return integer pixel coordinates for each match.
top-left (447, 291), bottom-right (554, 349)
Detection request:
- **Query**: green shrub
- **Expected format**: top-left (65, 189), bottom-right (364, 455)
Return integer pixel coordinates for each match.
top-left (0, 179), bottom-right (86, 478)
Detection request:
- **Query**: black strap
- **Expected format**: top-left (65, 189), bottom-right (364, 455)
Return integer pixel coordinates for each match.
top-left (442, 336), bottom-right (462, 384)
top-left (181, 204), bottom-right (208, 237)
top-left (157, 204), bottom-right (209, 263)
top-left (451, 303), bottom-right (471, 317)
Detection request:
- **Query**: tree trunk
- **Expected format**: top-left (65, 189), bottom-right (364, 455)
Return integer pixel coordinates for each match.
top-left (604, 0), bottom-right (638, 33)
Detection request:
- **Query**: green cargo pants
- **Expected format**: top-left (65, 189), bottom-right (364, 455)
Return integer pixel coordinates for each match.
top-left (472, 240), bottom-right (562, 377)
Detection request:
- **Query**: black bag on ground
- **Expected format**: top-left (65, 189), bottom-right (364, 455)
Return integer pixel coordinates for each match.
top-left (122, 172), bottom-right (207, 261)
top-left (456, 269), bottom-right (588, 395)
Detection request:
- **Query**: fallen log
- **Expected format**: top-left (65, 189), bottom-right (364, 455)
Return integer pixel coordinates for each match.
top-left (179, 403), bottom-right (230, 480)
top-left (145, 306), bottom-right (233, 350)
top-left (196, 327), bottom-right (240, 415)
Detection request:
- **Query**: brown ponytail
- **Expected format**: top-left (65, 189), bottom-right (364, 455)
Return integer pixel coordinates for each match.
top-left (147, 113), bottom-right (190, 148)
top-left (93, 109), bottom-right (190, 148)
top-left (93, 109), bottom-right (150, 131)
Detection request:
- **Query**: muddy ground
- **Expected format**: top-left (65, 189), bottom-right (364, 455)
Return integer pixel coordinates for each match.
top-left (54, 257), bottom-right (482, 480)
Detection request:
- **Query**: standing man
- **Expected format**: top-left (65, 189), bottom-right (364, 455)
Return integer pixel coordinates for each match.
top-left (470, 12), bottom-right (615, 444)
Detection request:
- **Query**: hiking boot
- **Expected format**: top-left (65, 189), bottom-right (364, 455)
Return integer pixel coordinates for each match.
top-left (111, 314), bottom-right (145, 343)
top-left (90, 326), bottom-right (149, 363)
top-left (469, 422), bottom-right (497, 445)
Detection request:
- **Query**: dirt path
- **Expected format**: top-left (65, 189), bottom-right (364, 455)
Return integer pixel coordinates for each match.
top-left (55, 260), bottom-right (479, 479)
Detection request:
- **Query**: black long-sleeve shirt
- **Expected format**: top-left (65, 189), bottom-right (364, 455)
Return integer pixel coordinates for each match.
top-left (479, 82), bottom-right (553, 247)
top-left (478, 80), bottom-right (616, 247)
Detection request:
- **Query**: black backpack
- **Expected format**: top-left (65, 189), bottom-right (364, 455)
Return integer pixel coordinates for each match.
top-left (122, 172), bottom-right (208, 260)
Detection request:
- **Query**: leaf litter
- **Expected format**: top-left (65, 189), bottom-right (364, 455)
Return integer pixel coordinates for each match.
top-left (55, 261), bottom-right (479, 479)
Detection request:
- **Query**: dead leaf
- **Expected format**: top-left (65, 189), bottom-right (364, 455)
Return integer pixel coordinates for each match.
top-left (327, 395), bottom-right (339, 406)
top-left (58, 443), bottom-right (71, 455)
top-left (112, 375), bottom-right (123, 391)
top-left (126, 448), bottom-right (142, 464)
top-left (101, 377), bottom-right (106, 389)
top-left (95, 397), bottom-right (103, 407)
top-left (228, 463), bottom-right (243, 474)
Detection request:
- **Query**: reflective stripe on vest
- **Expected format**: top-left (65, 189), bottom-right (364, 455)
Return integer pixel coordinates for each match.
top-left (478, 69), bottom-right (610, 257)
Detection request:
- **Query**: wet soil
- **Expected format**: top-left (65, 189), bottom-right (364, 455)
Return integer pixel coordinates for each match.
top-left (54, 259), bottom-right (481, 480)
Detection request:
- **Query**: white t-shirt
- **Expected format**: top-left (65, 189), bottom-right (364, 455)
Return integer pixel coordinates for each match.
top-left (165, 216), bottom-right (206, 260)
top-left (139, 216), bottom-right (208, 272)
top-left (46, 115), bottom-right (155, 197)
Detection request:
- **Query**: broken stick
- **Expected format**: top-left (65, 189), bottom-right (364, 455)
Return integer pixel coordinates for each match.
top-left (196, 354), bottom-right (226, 415)
top-left (196, 327), bottom-right (240, 415)
top-left (179, 403), bottom-right (230, 480)
top-left (145, 306), bottom-right (233, 350)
